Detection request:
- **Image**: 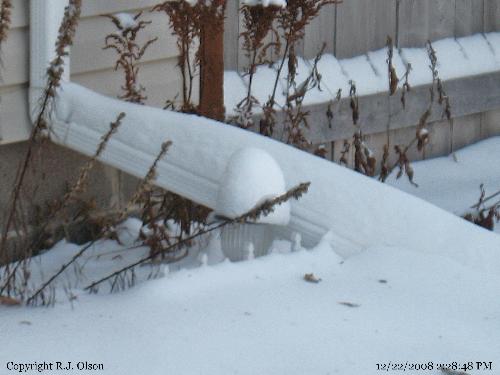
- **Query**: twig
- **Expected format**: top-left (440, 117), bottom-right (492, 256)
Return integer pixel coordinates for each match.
top-left (0, 0), bottom-right (82, 294)
top-left (26, 240), bottom-right (96, 306)
top-left (470, 188), bottom-right (500, 209)
top-left (0, 112), bottom-right (124, 297)
top-left (84, 182), bottom-right (311, 292)
top-left (23, 140), bottom-right (172, 304)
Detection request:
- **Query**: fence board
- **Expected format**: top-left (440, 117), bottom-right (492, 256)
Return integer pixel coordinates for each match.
top-left (249, 69), bottom-right (500, 145)
top-left (335, 0), bottom-right (397, 59)
top-left (398, 0), bottom-right (455, 47)
top-left (224, 0), bottom-right (495, 63)
top-left (224, 0), bottom-right (240, 70)
top-left (304, 5), bottom-right (336, 59)
top-left (484, 0), bottom-right (500, 32)
top-left (455, 0), bottom-right (485, 37)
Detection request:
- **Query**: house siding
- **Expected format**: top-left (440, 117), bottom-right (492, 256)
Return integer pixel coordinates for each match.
top-left (0, 0), bottom-right (186, 236)
top-left (0, 0), bottom-right (185, 144)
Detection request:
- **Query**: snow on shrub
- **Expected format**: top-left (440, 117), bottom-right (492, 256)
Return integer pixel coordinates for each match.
top-left (242, 0), bottom-right (287, 7)
top-left (113, 13), bottom-right (138, 30)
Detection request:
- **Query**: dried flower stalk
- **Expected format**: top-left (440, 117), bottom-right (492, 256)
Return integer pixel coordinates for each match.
top-left (0, 0), bottom-right (12, 46)
top-left (233, 3), bottom-right (281, 128)
top-left (0, 0), bottom-right (82, 296)
top-left (103, 12), bottom-right (158, 104)
top-left (153, 1), bottom-right (200, 112)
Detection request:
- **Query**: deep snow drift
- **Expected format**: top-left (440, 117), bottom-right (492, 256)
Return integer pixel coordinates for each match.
top-left (53, 82), bottom-right (500, 275)
top-left (1, 230), bottom-right (499, 375)
top-left (2, 132), bottom-right (500, 375)
top-left (387, 136), bottom-right (500, 223)
top-left (7, 28), bottom-right (497, 374)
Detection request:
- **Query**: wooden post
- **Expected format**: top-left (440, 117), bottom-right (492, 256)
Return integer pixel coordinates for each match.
top-left (198, 0), bottom-right (226, 121)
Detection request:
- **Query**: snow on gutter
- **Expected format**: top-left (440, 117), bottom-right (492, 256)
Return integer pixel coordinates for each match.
top-left (30, 1), bottom-right (500, 274)
top-left (51, 83), bottom-right (500, 274)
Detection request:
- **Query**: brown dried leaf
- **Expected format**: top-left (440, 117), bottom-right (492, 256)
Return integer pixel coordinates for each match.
top-left (0, 295), bottom-right (21, 306)
top-left (304, 273), bottom-right (322, 283)
top-left (338, 301), bottom-right (360, 308)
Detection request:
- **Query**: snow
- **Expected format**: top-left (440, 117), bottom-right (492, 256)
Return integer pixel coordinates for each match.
top-left (176, 0), bottom-right (197, 6)
top-left (173, 0), bottom-right (288, 6)
top-left (242, 63), bottom-right (287, 107)
top-left (282, 56), bottom-right (334, 105)
top-left (4, 83), bottom-right (500, 374)
top-left (1, 231), bottom-right (499, 374)
top-left (113, 13), bottom-right (138, 30)
top-left (457, 34), bottom-right (498, 76)
top-left (215, 147), bottom-right (290, 225)
top-left (54, 82), bottom-right (500, 275)
top-left (223, 70), bottom-right (248, 116)
top-left (387, 136), bottom-right (500, 222)
top-left (367, 47), bottom-right (408, 90)
top-left (314, 54), bottom-right (350, 96)
top-left (242, 0), bottom-right (287, 7)
top-left (339, 55), bottom-right (386, 95)
top-left (485, 32), bottom-right (500, 65)
top-left (225, 32), bottom-right (500, 115)
top-left (399, 47), bottom-right (434, 86)
top-left (432, 38), bottom-right (470, 80)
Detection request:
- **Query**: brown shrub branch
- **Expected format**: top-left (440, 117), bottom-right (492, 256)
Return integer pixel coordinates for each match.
top-left (0, 0), bottom-right (82, 296)
top-left (84, 182), bottom-right (311, 293)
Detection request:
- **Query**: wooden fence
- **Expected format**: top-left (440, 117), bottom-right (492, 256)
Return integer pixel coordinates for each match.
top-left (224, 0), bottom-right (500, 70)
top-left (223, 0), bottom-right (500, 165)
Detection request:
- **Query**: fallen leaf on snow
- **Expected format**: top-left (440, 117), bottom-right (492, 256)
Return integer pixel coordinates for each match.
top-left (304, 273), bottom-right (322, 283)
top-left (0, 295), bottom-right (21, 306)
top-left (441, 369), bottom-right (470, 375)
top-left (338, 301), bottom-right (360, 308)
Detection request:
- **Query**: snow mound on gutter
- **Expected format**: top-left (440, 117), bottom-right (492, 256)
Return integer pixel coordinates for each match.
top-left (54, 82), bottom-right (500, 274)
top-left (215, 147), bottom-right (290, 225)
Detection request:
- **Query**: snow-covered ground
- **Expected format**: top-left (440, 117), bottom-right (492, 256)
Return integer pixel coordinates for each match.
top-left (1, 138), bottom-right (499, 375)
top-left (387, 136), bottom-right (500, 233)
top-left (1, 243), bottom-right (498, 375)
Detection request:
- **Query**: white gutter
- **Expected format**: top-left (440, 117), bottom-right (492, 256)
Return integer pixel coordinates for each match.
top-left (29, 0), bottom-right (500, 274)
top-left (29, 0), bottom-right (69, 122)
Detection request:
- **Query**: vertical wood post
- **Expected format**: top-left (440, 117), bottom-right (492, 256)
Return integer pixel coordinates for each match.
top-left (198, 0), bottom-right (226, 121)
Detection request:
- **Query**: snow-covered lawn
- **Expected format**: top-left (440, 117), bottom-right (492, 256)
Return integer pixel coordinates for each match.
top-left (387, 136), bottom-right (500, 234)
top-left (1, 138), bottom-right (499, 375)
top-left (1, 243), bottom-right (499, 374)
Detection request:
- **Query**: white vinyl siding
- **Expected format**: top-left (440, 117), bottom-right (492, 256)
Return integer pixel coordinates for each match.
top-left (0, 0), bottom-right (186, 144)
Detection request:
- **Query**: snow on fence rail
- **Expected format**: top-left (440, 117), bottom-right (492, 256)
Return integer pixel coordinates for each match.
top-left (52, 82), bottom-right (500, 274)
top-left (225, 32), bottom-right (500, 145)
